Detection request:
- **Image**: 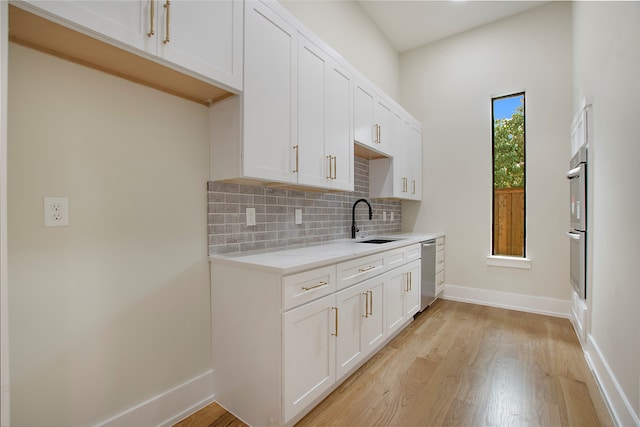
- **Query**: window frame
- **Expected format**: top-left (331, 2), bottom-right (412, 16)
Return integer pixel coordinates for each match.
top-left (491, 92), bottom-right (527, 259)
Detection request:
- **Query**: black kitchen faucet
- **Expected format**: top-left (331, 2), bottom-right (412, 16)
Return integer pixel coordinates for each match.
top-left (351, 198), bottom-right (373, 239)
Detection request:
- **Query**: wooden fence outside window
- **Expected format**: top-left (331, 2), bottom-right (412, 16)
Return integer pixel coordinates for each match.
top-left (493, 187), bottom-right (525, 256)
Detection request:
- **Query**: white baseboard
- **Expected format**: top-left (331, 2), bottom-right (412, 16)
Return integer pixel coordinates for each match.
top-left (94, 370), bottom-right (215, 427)
top-left (585, 335), bottom-right (640, 427)
top-left (442, 283), bottom-right (571, 318)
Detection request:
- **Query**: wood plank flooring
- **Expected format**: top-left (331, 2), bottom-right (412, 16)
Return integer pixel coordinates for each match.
top-left (174, 300), bottom-right (613, 427)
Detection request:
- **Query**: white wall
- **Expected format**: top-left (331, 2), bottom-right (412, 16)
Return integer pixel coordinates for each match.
top-left (399, 2), bottom-right (573, 302)
top-left (572, 2), bottom-right (640, 424)
top-left (7, 44), bottom-right (212, 426)
top-left (279, 0), bottom-right (399, 101)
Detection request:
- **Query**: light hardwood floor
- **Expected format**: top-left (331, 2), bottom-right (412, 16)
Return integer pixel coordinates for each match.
top-left (174, 299), bottom-right (613, 427)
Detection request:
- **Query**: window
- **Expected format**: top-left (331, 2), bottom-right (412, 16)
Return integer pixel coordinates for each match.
top-left (492, 93), bottom-right (525, 257)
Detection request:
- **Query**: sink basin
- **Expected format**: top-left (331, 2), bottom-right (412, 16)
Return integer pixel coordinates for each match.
top-left (355, 238), bottom-right (400, 244)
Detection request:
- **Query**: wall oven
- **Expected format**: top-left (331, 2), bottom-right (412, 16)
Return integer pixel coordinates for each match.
top-left (566, 146), bottom-right (587, 299)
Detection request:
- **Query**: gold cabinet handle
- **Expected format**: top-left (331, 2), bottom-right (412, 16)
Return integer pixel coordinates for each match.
top-left (332, 307), bottom-right (339, 336)
top-left (362, 292), bottom-right (369, 318)
top-left (326, 155), bottom-right (336, 180)
top-left (409, 272), bottom-right (412, 291)
top-left (368, 290), bottom-right (373, 316)
top-left (374, 124), bottom-right (381, 144)
top-left (326, 155), bottom-right (332, 179)
top-left (358, 265), bottom-right (376, 273)
top-left (147, 0), bottom-right (155, 37)
top-left (412, 180), bottom-right (416, 195)
top-left (301, 281), bottom-right (328, 291)
top-left (293, 145), bottom-right (299, 173)
top-left (331, 156), bottom-right (337, 179)
top-left (377, 124), bottom-right (381, 144)
top-left (163, 0), bottom-right (171, 44)
top-left (401, 177), bottom-right (408, 193)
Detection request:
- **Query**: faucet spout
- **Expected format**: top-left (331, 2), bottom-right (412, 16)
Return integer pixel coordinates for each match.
top-left (351, 198), bottom-right (373, 239)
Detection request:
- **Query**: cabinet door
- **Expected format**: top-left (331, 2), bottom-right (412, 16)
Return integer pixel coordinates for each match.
top-left (354, 82), bottom-right (374, 147)
top-left (404, 261), bottom-right (421, 317)
top-left (385, 267), bottom-right (407, 334)
top-left (336, 282), bottom-right (367, 379)
top-left (405, 123), bottom-right (422, 200)
top-left (297, 35), bottom-right (327, 188)
top-left (283, 294), bottom-right (336, 423)
top-left (243, 1), bottom-right (296, 183)
top-left (23, 1), bottom-right (151, 52)
top-left (392, 113), bottom-right (409, 196)
top-left (362, 276), bottom-right (386, 353)
top-left (158, 0), bottom-right (243, 90)
top-left (374, 97), bottom-right (393, 154)
top-left (326, 59), bottom-right (354, 191)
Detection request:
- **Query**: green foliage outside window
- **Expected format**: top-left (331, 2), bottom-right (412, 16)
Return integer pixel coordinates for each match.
top-left (493, 103), bottom-right (525, 189)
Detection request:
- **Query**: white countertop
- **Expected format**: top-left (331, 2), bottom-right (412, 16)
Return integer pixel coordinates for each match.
top-left (210, 232), bottom-right (444, 275)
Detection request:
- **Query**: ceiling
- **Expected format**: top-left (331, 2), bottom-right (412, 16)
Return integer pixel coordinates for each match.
top-left (357, 1), bottom-right (549, 52)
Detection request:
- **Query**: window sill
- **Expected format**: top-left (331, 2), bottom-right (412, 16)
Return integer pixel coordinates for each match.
top-left (486, 255), bottom-right (532, 270)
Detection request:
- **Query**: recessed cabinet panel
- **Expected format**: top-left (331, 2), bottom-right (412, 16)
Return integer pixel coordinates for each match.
top-left (297, 35), bottom-right (354, 191)
top-left (325, 61), bottom-right (354, 191)
top-left (336, 283), bottom-right (367, 379)
top-left (297, 36), bottom-right (328, 188)
top-left (283, 294), bottom-right (336, 423)
top-left (243, 1), bottom-right (295, 182)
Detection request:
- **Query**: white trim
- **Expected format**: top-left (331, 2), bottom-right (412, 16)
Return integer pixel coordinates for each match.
top-left (486, 255), bottom-right (532, 269)
top-left (442, 283), bottom-right (570, 318)
top-left (94, 370), bottom-right (215, 427)
top-left (584, 335), bottom-right (640, 427)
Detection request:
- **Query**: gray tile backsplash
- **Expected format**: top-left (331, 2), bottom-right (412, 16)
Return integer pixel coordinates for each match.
top-left (208, 156), bottom-right (402, 255)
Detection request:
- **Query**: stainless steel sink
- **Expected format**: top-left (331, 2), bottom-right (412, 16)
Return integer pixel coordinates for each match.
top-left (355, 238), bottom-right (400, 244)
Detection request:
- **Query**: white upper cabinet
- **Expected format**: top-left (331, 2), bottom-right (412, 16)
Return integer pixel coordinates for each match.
top-left (156, 0), bottom-right (243, 90)
top-left (354, 80), bottom-right (393, 156)
top-left (369, 112), bottom-right (423, 201)
top-left (297, 34), bottom-right (354, 191)
top-left (19, 0), bottom-right (243, 91)
top-left (242, 0), bottom-right (296, 183)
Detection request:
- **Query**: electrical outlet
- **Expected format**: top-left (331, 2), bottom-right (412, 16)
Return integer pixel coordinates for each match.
top-left (44, 197), bottom-right (69, 227)
top-left (246, 207), bottom-right (256, 226)
top-left (294, 209), bottom-right (302, 225)
top-left (383, 211), bottom-right (387, 222)
top-left (390, 212), bottom-right (394, 221)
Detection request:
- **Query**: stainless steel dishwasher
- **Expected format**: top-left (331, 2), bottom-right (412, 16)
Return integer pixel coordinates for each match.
top-left (420, 239), bottom-right (437, 311)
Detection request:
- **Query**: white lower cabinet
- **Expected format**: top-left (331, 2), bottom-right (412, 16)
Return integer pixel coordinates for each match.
top-left (385, 260), bottom-right (421, 334)
top-left (336, 275), bottom-right (385, 379)
top-left (283, 294), bottom-right (336, 422)
top-left (211, 243), bottom-right (421, 426)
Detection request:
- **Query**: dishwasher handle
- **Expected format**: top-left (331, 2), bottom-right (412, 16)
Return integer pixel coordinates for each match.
top-left (422, 240), bottom-right (436, 248)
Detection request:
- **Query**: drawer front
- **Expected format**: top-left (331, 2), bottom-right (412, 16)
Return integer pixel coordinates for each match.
top-left (337, 252), bottom-right (386, 290)
top-left (386, 243), bottom-right (421, 269)
top-left (283, 265), bottom-right (337, 310)
top-left (436, 249), bottom-right (445, 273)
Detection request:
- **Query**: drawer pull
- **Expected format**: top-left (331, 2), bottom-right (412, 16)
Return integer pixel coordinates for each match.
top-left (358, 265), bottom-right (376, 273)
top-left (301, 281), bottom-right (328, 291)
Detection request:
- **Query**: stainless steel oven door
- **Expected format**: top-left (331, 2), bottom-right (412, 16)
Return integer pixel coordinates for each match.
top-left (567, 230), bottom-right (586, 299)
top-left (567, 162), bottom-right (586, 231)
